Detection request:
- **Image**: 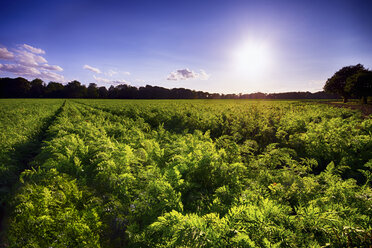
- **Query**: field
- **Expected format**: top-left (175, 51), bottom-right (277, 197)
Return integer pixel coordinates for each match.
top-left (0, 99), bottom-right (371, 247)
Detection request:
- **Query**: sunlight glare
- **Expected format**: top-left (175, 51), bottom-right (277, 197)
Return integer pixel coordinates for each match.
top-left (233, 40), bottom-right (271, 79)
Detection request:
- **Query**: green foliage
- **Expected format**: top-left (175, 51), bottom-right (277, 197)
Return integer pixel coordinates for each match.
top-left (8, 169), bottom-right (102, 248)
top-left (1, 99), bottom-right (371, 247)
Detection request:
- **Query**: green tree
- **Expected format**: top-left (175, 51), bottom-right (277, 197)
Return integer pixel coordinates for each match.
top-left (87, 83), bottom-right (99, 98)
top-left (323, 64), bottom-right (365, 103)
top-left (346, 70), bottom-right (372, 104)
top-left (64, 80), bottom-right (87, 98)
top-left (46, 81), bottom-right (64, 98)
top-left (29, 78), bottom-right (45, 97)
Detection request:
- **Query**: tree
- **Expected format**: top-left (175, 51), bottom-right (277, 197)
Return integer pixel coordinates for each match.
top-left (87, 83), bottom-right (99, 98)
top-left (29, 78), bottom-right (45, 98)
top-left (46, 82), bottom-right (65, 98)
top-left (64, 80), bottom-right (87, 98)
top-left (345, 70), bottom-right (372, 104)
top-left (323, 64), bottom-right (365, 103)
top-left (98, 86), bottom-right (108, 98)
top-left (0, 77), bottom-right (31, 97)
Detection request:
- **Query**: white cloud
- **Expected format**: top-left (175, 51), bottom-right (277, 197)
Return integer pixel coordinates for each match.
top-left (112, 79), bottom-right (129, 84)
top-left (106, 69), bottom-right (118, 77)
top-left (167, 68), bottom-right (198, 81)
top-left (0, 63), bottom-right (41, 76)
top-left (199, 69), bottom-right (210, 80)
top-left (0, 63), bottom-right (64, 81)
top-left (83, 64), bottom-right (101, 74)
top-left (0, 48), bottom-right (14, 60)
top-left (39, 70), bottom-right (64, 82)
top-left (15, 49), bottom-right (47, 66)
top-left (0, 44), bottom-right (64, 82)
top-left (40, 64), bottom-right (63, 71)
top-left (93, 75), bottom-right (110, 83)
top-left (13, 44), bottom-right (49, 66)
top-left (167, 68), bottom-right (210, 81)
top-left (22, 44), bottom-right (45, 54)
top-left (105, 69), bottom-right (130, 77)
top-left (93, 75), bottom-right (129, 84)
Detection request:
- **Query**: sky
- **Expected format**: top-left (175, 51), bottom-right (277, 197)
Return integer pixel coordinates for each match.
top-left (1, 0), bottom-right (372, 94)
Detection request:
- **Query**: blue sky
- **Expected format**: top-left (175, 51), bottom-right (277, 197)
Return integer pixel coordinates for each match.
top-left (1, 0), bottom-right (371, 93)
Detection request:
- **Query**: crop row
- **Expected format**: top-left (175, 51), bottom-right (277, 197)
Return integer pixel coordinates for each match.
top-left (5, 100), bottom-right (371, 247)
top-left (78, 99), bottom-right (372, 177)
top-left (0, 99), bottom-right (64, 216)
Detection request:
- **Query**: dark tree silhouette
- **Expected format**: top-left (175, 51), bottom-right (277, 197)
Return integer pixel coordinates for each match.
top-left (87, 83), bottom-right (99, 98)
top-left (0, 77), bottom-right (30, 98)
top-left (0, 76), bottom-right (341, 100)
top-left (324, 64), bottom-right (366, 103)
top-left (98, 86), bottom-right (108, 98)
top-left (346, 71), bottom-right (372, 104)
top-left (64, 80), bottom-right (87, 98)
top-left (45, 82), bottom-right (64, 98)
top-left (29, 78), bottom-right (45, 98)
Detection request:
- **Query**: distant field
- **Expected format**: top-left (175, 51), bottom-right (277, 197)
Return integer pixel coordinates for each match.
top-left (1, 99), bottom-right (371, 247)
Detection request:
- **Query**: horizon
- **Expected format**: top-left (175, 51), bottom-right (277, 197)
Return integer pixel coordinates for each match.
top-left (0, 76), bottom-right (338, 95)
top-left (1, 0), bottom-right (372, 94)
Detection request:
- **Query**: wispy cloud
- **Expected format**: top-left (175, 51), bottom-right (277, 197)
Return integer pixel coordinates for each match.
top-left (0, 63), bottom-right (41, 76)
top-left (40, 64), bottom-right (63, 71)
top-left (0, 44), bottom-right (64, 82)
top-left (167, 68), bottom-right (210, 81)
top-left (93, 75), bottom-right (110, 83)
top-left (15, 49), bottom-right (47, 66)
top-left (112, 79), bottom-right (129, 84)
top-left (199, 69), bottom-right (210, 80)
top-left (22, 44), bottom-right (45, 54)
top-left (0, 47), bottom-right (14, 60)
top-left (93, 75), bottom-right (129, 84)
top-left (0, 63), bottom-right (64, 82)
top-left (106, 69), bottom-right (118, 77)
top-left (40, 70), bottom-right (64, 81)
top-left (83, 64), bottom-right (101, 74)
top-left (105, 69), bottom-right (130, 77)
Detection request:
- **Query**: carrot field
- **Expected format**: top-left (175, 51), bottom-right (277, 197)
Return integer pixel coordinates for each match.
top-left (1, 99), bottom-right (371, 247)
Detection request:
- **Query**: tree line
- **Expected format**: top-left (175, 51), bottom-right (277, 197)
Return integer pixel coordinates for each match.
top-left (1, 64), bottom-right (370, 100)
top-left (0, 77), bottom-right (339, 99)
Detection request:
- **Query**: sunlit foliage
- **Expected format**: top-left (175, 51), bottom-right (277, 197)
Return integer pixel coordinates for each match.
top-left (1, 99), bottom-right (371, 247)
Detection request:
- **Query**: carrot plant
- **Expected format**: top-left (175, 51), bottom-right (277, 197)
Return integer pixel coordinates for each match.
top-left (2, 99), bottom-right (371, 247)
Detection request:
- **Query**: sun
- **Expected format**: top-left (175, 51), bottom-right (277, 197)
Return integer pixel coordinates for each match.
top-left (233, 40), bottom-right (271, 79)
